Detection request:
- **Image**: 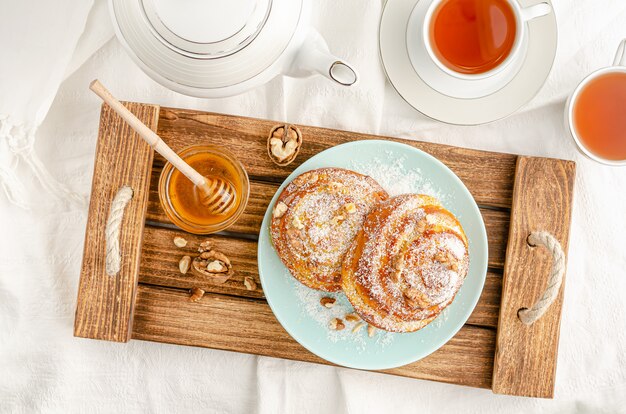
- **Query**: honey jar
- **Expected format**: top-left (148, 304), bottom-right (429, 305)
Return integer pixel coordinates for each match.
top-left (158, 145), bottom-right (249, 234)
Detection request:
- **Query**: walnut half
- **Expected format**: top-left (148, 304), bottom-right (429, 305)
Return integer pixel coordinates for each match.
top-left (191, 244), bottom-right (234, 284)
top-left (267, 124), bottom-right (302, 166)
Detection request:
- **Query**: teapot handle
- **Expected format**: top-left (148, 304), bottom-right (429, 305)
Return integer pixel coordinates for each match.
top-left (288, 30), bottom-right (358, 86)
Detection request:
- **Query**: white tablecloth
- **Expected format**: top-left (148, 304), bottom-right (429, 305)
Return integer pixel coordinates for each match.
top-left (2, 0), bottom-right (626, 412)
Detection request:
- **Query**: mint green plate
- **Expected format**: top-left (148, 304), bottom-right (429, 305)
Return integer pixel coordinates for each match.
top-left (257, 140), bottom-right (488, 370)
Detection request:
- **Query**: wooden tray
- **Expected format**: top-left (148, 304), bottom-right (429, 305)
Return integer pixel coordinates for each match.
top-left (74, 102), bottom-right (575, 398)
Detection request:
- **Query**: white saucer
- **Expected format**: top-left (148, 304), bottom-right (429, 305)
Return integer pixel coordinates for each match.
top-left (380, 0), bottom-right (557, 125)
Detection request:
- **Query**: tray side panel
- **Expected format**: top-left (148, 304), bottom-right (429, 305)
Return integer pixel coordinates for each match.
top-left (492, 156), bottom-right (575, 398)
top-left (132, 284), bottom-right (496, 389)
top-left (74, 102), bottom-right (159, 342)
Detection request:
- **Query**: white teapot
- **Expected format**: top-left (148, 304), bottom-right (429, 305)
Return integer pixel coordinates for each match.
top-left (109, 0), bottom-right (358, 98)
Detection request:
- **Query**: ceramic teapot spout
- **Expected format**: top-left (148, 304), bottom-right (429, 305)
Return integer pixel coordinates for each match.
top-left (288, 30), bottom-right (358, 86)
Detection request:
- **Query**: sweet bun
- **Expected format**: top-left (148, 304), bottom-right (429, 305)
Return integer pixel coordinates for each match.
top-left (270, 168), bottom-right (388, 291)
top-left (342, 194), bottom-right (469, 332)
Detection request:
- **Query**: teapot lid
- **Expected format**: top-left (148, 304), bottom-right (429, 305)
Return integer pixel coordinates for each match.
top-left (143, 0), bottom-right (271, 58)
top-left (110, 0), bottom-right (304, 93)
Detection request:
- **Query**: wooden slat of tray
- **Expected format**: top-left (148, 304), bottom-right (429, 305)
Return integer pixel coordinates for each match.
top-left (155, 108), bottom-right (517, 208)
top-left (132, 284), bottom-right (496, 389)
top-left (140, 227), bottom-right (263, 300)
top-left (137, 226), bottom-right (502, 328)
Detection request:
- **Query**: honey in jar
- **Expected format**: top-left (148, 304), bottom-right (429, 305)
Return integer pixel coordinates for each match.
top-left (159, 145), bottom-right (250, 234)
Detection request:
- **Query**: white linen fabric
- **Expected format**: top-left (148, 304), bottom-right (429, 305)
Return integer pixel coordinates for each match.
top-left (0, 0), bottom-right (112, 209)
top-left (1, 0), bottom-right (626, 412)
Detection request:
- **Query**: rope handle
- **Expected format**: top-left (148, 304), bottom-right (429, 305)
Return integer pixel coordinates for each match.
top-left (517, 231), bottom-right (566, 325)
top-left (105, 186), bottom-right (134, 276)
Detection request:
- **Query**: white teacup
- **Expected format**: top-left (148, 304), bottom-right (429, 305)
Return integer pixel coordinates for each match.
top-left (406, 0), bottom-right (552, 99)
top-left (565, 40), bottom-right (626, 166)
top-left (423, 0), bottom-right (552, 80)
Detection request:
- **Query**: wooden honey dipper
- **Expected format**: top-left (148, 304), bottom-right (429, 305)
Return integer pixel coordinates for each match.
top-left (90, 80), bottom-right (236, 215)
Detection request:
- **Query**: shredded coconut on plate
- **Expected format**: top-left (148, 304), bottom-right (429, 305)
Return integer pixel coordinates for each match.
top-left (352, 150), bottom-right (444, 200)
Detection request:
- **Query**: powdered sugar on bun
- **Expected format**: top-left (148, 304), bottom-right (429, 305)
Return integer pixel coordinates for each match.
top-left (271, 168), bottom-right (388, 292)
top-left (342, 194), bottom-right (469, 332)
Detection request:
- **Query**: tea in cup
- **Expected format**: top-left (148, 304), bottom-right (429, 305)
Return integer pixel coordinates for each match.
top-left (423, 0), bottom-right (552, 79)
top-left (566, 40), bottom-right (626, 166)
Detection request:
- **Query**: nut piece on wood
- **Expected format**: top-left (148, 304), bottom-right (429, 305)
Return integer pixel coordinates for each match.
top-left (198, 240), bottom-right (213, 253)
top-left (179, 255), bottom-right (191, 274)
top-left (329, 318), bottom-right (345, 331)
top-left (173, 236), bottom-right (188, 248)
top-left (267, 124), bottom-right (302, 166)
top-left (320, 297), bottom-right (336, 308)
top-left (206, 260), bottom-right (227, 272)
top-left (243, 276), bottom-right (257, 291)
top-left (191, 244), bottom-right (234, 284)
top-left (189, 287), bottom-right (205, 302)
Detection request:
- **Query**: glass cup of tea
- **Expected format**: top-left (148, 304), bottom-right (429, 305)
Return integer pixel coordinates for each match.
top-left (422, 0), bottom-right (552, 79)
top-left (566, 40), bottom-right (626, 166)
